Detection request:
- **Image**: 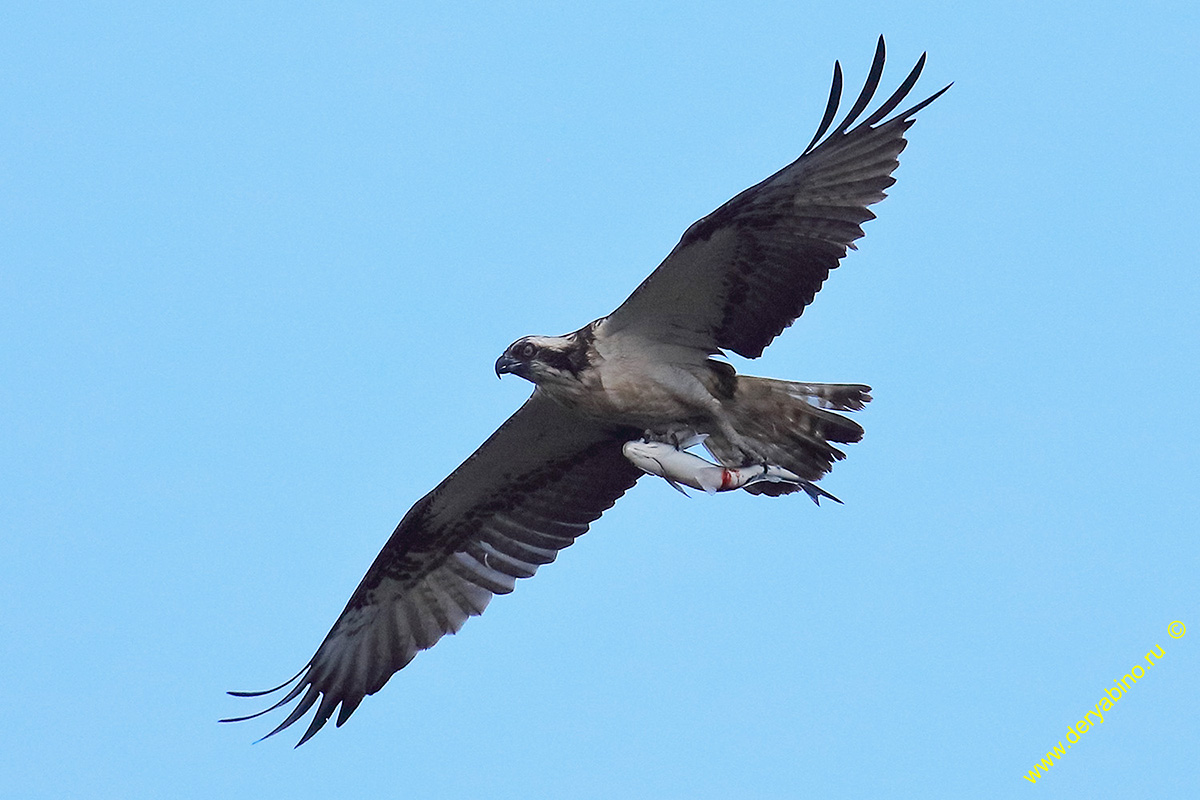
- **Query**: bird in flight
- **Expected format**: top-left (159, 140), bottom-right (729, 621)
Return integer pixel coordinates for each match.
top-left (225, 36), bottom-right (948, 746)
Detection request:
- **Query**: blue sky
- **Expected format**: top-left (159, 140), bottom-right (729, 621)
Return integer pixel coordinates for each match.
top-left (3, 2), bottom-right (1198, 798)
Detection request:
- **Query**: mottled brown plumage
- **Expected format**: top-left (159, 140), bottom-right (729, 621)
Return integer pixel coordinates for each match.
top-left (225, 36), bottom-right (946, 745)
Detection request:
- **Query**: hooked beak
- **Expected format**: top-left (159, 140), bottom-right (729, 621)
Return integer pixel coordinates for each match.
top-left (495, 353), bottom-right (521, 378)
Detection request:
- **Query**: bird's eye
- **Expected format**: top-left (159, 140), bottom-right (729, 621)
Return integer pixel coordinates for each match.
top-left (518, 342), bottom-right (538, 359)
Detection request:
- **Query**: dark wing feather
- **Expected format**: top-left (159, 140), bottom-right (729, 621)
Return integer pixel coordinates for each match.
top-left (600, 36), bottom-right (949, 359)
top-left (223, 391), bottom-right (641, 745)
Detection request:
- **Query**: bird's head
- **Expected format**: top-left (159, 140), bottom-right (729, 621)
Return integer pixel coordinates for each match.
top-left (495, 332), bottom-right (589, 386)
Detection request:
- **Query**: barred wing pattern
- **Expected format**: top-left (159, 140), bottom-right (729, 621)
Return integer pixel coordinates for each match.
top-left (224, 391), bottom-right (642, 745)
top-left (225, 37), bottom-right (946, 747)
top-left (601, 36), bottom-right (949, 358)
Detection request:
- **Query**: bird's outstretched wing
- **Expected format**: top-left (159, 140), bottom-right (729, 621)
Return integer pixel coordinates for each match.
top-left (600, 36), bottom-right (949, 358)
top-left (223, 391), bottom-right (642, 746)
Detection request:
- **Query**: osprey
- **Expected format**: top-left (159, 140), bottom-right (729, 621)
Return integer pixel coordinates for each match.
top-left (226, 36), bottom-right (948, 745)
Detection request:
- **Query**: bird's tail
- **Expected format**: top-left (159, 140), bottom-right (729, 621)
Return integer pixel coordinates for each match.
top-left (703, 376), bottom-right (871, 497)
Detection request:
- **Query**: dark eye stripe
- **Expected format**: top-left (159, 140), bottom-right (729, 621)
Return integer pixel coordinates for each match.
top-left (539, 349), bottom-right (579, 375)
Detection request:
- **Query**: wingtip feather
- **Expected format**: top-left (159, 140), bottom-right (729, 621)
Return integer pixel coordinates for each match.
top-left (225, 665), bottom-right (307, 698)
top-left (802, 60), bottom-right (843, 156)
top-left (801, 37), bottom-right (948, 160)
top-left (827, 36), bottom-right (887, 140)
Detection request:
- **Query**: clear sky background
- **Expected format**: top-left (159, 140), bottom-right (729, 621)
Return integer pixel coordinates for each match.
top-left (3, 2), bottom-right (1198, 798)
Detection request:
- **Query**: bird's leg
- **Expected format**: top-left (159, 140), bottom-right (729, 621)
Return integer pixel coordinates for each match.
top-left (710, 417), bottom-right (760, 467)
top-left (641, 425), bottom-right (701, 450)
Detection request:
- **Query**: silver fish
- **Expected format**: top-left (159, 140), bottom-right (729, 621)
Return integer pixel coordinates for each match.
top-left (621, 439), bottom-right (832, 500)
